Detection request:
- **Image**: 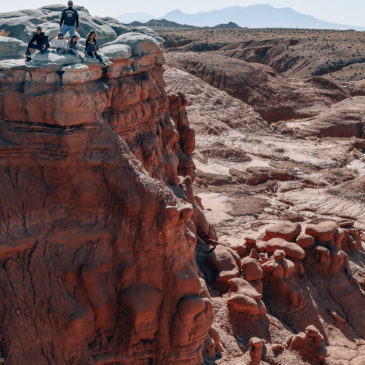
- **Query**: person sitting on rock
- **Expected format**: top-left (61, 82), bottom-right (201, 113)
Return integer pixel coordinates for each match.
top-left (51, 33), bottom-right (68, 54)
top-left (67, 35), bottom-right (84, 61)
top-left (25, 26), bottom-right (50, 61)
top-left (85, 30), bottom-right (103, 63)
top-left (60, 0), bottom-right (79, 38)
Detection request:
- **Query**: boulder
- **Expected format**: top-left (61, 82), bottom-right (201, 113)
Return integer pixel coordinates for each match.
top-left (228, 278), bottom-right (262, 299)
top-left (241, 257), bottom-right (264, 281)
top-left (99, 44), bottom-right (131, 60)
top-left (30, 50), bottom-right (81, 65)
top-left (265, 238), bottom-right (305, 260)
top-left (296, 233), bottom-right (315, 249)
top-left (205, 245), bottom-right (240, 292)
top-left (0, 36), bottom-right (27, 60)
top-left (227, 294), bottom-right (260, 315)
top-left (103, 32), bottom-right (162, 57)
top-left (265, 221), bottom-right (301, 242)
top-left (305, 221), bottom-right (338, 242)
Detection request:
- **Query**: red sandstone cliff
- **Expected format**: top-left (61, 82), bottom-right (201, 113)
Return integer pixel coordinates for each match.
top-left (0, 33), bottom-right (214, 364)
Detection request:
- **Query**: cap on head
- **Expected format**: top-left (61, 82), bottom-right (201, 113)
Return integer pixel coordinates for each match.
top-left (36, 26), bottom-right (42, 31)
top-left (68, 1), bottom-right (73, 5)
top-left (58, 32), bottom-right (63, 37)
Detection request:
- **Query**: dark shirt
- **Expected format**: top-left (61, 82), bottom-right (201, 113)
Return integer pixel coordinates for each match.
top-left (60, 8), bottom-right (79, 27)
top-left (28, 32), bottom-right (47, 47)
top-left (68, 40), bottom-right (79, 49)
top-left (85, 37), bottom-right (99, 51)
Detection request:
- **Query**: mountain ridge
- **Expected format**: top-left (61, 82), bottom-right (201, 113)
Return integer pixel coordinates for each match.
top-left (118, 5), bottom-right (365, 30)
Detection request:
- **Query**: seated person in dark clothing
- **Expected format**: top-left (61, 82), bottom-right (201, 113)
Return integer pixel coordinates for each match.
top-left (67, 35), bottom-right (84, 61)
top-left (85, 30), bottom-right (103, 63)
top-left (25, 26), bottom-right (50, 61)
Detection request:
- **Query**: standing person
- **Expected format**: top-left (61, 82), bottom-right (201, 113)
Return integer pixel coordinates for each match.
top-left (68, 35), bottom-right (84, 61)
top-left (60, 1), bottom-right (79, 38)
top-left (25, 26), bottom-right (50, 61)
top-left (85, 30), bottom-right (103, 63)
top-left (51, 33), bottom-right (68, 54)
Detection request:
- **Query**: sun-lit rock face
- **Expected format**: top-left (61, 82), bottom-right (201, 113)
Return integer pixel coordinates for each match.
top-left (0, 31), bottom-right (211, 364)
top-left (0, 5), bottom-right (130, 47)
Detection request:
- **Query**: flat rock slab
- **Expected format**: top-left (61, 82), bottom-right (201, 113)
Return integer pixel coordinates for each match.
top-left (31, 50), bottom-right (81, 65)
top-left (265, 238), bottom-right (305, 260)
top-left (100, 44), bottom-right (132, 60)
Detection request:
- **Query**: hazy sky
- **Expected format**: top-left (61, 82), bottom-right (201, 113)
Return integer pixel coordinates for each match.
top-left (1, 1), bottom-right (365, 26)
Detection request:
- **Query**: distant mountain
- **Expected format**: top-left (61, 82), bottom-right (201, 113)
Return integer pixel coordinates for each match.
top-left (117, 12), bottom-right (154, 24)
top-left (162, 5), bottom-right (365, 30)
top-left (127, 18), bottom-right (197, 29)
top-left (213, 22), bottom-right (240, 29)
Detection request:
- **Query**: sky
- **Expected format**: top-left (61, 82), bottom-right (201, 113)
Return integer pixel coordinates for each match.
top-left (1, 1), bottom-right (365, 27)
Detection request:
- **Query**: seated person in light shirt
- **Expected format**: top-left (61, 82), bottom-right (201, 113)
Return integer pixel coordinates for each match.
top-left (51, 33), bottom-right (68, 54)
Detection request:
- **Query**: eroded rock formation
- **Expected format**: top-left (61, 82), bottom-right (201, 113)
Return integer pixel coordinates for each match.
top-left (2, 11), bottom-right (365, 364)
top-left (166, 52), bottom-right (350, 123)
top-left (0, 31), bottom-right (213, 364)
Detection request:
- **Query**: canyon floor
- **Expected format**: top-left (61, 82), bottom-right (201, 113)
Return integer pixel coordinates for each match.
top-left (162, 28), bottom-right (365, 364)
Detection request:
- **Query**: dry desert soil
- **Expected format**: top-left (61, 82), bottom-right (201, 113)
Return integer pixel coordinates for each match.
top-left (161, 27), bottom-right (365, 365)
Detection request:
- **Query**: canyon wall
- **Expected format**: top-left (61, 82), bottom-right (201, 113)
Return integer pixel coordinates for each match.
top-left (0, 33), bottom-right (212, 364)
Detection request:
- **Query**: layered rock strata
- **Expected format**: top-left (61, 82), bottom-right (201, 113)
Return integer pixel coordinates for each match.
top-left (0, 33), bottom-right (212, 364)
